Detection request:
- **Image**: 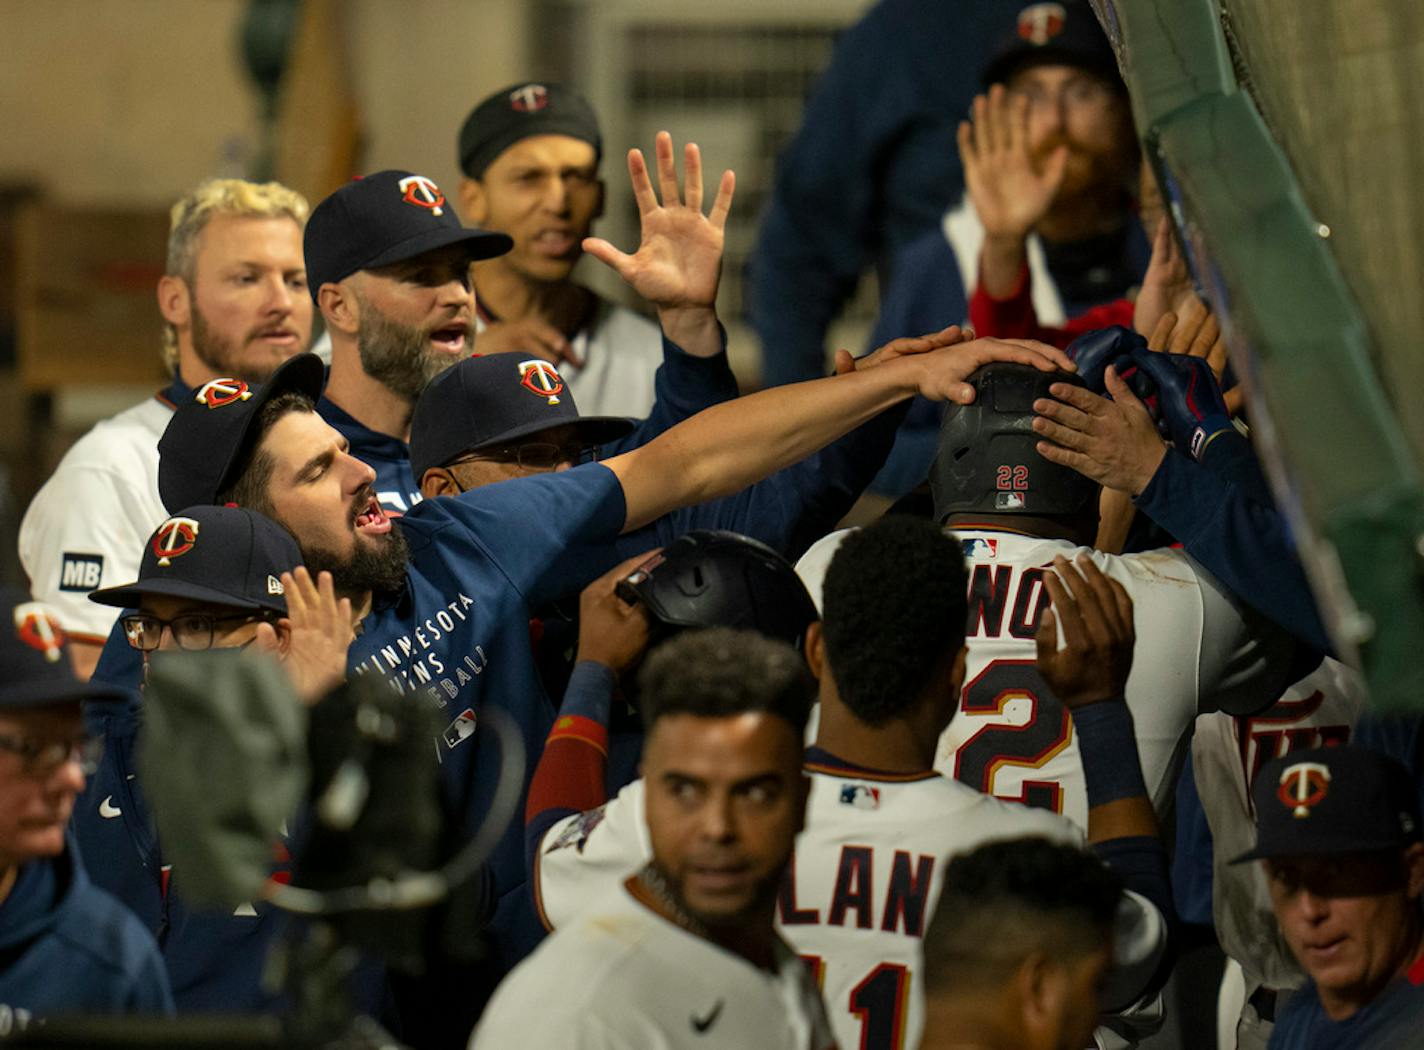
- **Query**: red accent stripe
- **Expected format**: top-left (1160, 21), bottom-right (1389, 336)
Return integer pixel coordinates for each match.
top-left (802, 761), bottom-right (938, 783)
top-left (153, 389), bottom-right (179, 410)
top-left (1408, 948), bottom-right (1424, 986)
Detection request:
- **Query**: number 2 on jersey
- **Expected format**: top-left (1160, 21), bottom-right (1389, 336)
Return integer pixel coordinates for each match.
top-left (801, 953), bottom-right (910, 1050)
top-left (951, 659), bottom-right (1072, 813)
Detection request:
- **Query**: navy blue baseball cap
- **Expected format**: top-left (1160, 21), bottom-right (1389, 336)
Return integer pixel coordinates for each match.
top-left (158, 352), bottom-right (326, 514)
top-left (89, 506), bottom-right (301, 616)
top-left (458, 82), bottom-right (603, 178)
top-left (1232, 745), bottom-right (1423, 863)
top-left (981, 1), bottom-right (1123, 90)
top-left (408, 354), bottom-right (634, 480)
top-left (304, 170), bottom-right (512, 301)
top-left (0, 590), bottom-right (130, 707)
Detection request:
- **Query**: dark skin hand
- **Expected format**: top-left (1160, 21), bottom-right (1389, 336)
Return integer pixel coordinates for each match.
top-left (1033, 365), bottom-right (1168, 496)
top-left (575, 551), bottom-right (654, 675)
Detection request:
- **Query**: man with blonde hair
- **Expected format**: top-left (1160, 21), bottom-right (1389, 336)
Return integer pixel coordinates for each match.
top-left (19, 178), bottom-right (312, 677)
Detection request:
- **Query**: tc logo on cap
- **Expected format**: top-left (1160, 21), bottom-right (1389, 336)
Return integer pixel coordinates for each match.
top-left (509, 84), bottom-right (549, 113)
top-left (13, 602), bottom-right (65, 664)
top-left (1278, 760), bottom-right (1332, 819)
top-left (519, 359), bottom-right (564, 405)
top-left (152, 516), bottom-right (200, 567)
top-left (1018, 2), bottom-right (1067, 45)
top-left (398, 175), bottom-right (445, 216)
top-left (195, 378), bottom-right (252, 410)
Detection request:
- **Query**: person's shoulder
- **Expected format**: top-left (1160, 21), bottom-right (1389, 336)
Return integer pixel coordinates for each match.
top-left (794, 527), bottom-right (857, 611)
top-left (51, 865), bottom-right (164, 983)
top-left (48, 396), bottom-right (168, 473)
top-left (1102, 546), bottom-right (1202, 592)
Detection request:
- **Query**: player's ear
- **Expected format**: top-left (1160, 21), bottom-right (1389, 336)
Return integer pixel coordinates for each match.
top-left (458, 177), bottom-right (488, 225)
top-left (1017, 951), bottom-right (1062, 1036)
top-left (274, 619), bottom-right (293, 658)
top-left (948, 646), bottom-right (967, 696)
top-left (157, 274), bottom-right (191, 329)
top-left (802, 621), bottom-right (825, 680)
top-left (319, 281), bottom-right (359, 336)
top-left (421, 468), bottom-right (461, 500)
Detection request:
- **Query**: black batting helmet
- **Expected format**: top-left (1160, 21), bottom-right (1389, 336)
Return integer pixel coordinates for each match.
top-left (929, 363), bottom-right (1098, 523)
top-left (617, 531), bottom-right (820, 650)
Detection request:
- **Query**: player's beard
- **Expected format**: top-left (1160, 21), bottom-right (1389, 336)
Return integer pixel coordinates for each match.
top-left (302, 524), bottom-right (410, 600)
top-left (356, 299), bottom-right (473, 404)
top-left (643, 856), bottom-right (786, 932)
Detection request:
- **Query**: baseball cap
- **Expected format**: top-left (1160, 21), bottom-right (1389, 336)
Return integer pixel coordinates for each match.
top-left (89, 506), bottom-right (301, 616)
top-left (980, 1), bottom-right (1123, 90)
top-left (408, 354), bottom-right (634, 481)
top-left (0, 590), bottom-right (130, 707)
top-left (158, 352), bottom-right (326, 514)
top-left (617, 530), bottom-right (821, 650)
top-left (303, 170), bottom-right (512, 301)
top-left (458, 82), bottom-right (603, 178)
top-left (1231, 745), bottom-right (1423, 864)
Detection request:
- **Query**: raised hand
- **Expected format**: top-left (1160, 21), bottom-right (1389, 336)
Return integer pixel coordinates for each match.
top-left (912, 336), bottom-right (1076, 405)
top-left (583, 131), bottom-right (734, 318)
top-left (276, 567), bottom-right (354, 706)
top-left (577, 552), bottom-right (654, 675)
top-left (1132, 217), bottom-right (1197, 340)
top-left (1035, 554), bottom-right (1135, 708)
top-left (832, 324), bottom-right (975, 375)
top-left (1032, 366), bottom-right (1168, 494)
top-left (958, 86), bottom-right (1067, 242)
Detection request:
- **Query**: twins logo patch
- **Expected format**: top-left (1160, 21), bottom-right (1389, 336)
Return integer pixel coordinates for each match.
top-left (152, 516), bottom-right (200, 566)
top-left (1017, 3), bottom-right (1067, 45)
top-left (962, 538), bottom-right (998, 560)
top-left (545, 805), bottom-right (607, 854)
top-left (1278, 761), bottom-right (1331, 818)
top-left (59, 552), bottom-right (104, 592)
top-left (509, 83), bottom-right (549, 112)
top-left (14, 602), bottom-right (65, 663)
top-left (398, 175), bottom-right (445, 216)
top-left (195, 378), bottom-right (252, 409)
top-left (442, 708), bottom-right (477, 749)
top-left (839, 784), bottom-right (881, 810)
top-left (518, 359), bottom-right (564, 404)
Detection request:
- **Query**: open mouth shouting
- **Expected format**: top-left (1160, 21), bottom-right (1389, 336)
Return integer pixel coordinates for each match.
top-left (353, 491), bottom-right (392, 537)
top-left (429, 319), bottom-right (473, 355)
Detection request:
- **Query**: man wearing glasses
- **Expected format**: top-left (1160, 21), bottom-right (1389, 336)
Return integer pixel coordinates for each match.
top-left (0, 592), bottom-right (173, 1026)
top-left (76, 504), bottom-right (353, 1013)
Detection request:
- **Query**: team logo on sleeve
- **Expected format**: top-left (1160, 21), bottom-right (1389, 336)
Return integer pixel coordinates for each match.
top-left (398, 175), bottom-right (445, 216)
top-left (152, 516), bottom-right (200, 566)
top-left (13, 602), bottom-right (65, 663)
top-left (1278, 761), bottom-right (1332, 818)
top-left (442, 708), bottom-right (477, 749)
top-left (59, 552), bottom-right (104, 592)
top-left (509, 84), bottom-right (549, 113)
top-left (545, 805), bottom-right (607, 854)
top-left (1017, 3), bottom-right (1067, 45)
top-left (518, 360), bottom-right (564, 405)
top-left (195, 378), bottom-right (252, 409)
top-left (839, 784), bottom-right (881, 810)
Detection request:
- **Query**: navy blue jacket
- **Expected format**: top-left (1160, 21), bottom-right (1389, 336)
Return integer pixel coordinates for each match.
top-left (749, 0), bottom-right (1007, 387)
top-left (0, 840), bottom-right (172, 1027)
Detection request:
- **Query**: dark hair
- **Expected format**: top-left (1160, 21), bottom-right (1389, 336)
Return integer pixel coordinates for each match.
top-left (923, 837), bottom-right (1122, 994)
top-left (637, 627), bottom-right (814, 737)
top-left (820, 517), bottom-right (968, 726)
top-left (216, 391), bottom-right (316, 515)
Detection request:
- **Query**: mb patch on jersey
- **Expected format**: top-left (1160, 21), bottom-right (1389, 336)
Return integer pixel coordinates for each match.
top-left (442, 707), bottom-right (477, 749)
top-left (545, 805), bottom-right (607, 855)
top-left (59, 552), bottom-right (104, 592)
top-left (839, 784), bottom-right (881, 810)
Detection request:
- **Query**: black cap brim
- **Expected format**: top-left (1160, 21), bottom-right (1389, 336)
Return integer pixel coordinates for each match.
top-left (361, 224), bottom-right (513, 273)
top-left (470, 414), bottom-right (636, 451)
top-left (88, 578), bottom-right (281, 616)
top-left (1, 676), bottom-right (134, 709)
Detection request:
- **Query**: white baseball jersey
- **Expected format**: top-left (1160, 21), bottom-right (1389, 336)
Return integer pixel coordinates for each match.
top-left (536, 763), bottom-right (1166, 1050)
top-left (475, 295), bottom-right (664, 419)
top-left (796, 527), bottom-right (1294, 831)
top-left (1193, 657), bottom-right (1366, 990)
top-left (19, 393), bottom-right (173, 640)
top-left (471, 879), bottom-right (835, 1050)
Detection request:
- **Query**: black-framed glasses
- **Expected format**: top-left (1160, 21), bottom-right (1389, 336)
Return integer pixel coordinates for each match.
top-left (453, 441), bottom-right (599, 472)
top-left (0, 733), bottom-right (103, 777)
top-left (119, 611), bottom-right (271, 653)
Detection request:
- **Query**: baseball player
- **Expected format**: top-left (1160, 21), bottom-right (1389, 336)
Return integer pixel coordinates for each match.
top-left (528, 517), bottom-right (1170, 1050)
top-left (0, 591), bottom-right (173, 1025)
top-left (19, 179), bottom-right (311, 677)
top-left (455, 82), bottom-right (666, 418)
top-left (139, 133), bottom-right (1072, 978)
top-left (473, 628), bottom-right (837, 1050)
top-left (796, 362), bottom-right (1298, 832)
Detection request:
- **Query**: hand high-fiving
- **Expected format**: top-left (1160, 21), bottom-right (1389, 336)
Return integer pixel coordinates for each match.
top-left (959, 85), bottom-right (1066, 241)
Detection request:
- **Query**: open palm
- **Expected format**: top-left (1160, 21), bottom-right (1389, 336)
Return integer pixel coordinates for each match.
top-left (959, 86), bottom-right (1066, 240)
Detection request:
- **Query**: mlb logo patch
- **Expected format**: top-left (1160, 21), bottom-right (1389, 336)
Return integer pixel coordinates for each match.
top-left (59, 553), bottom-right (104, 592)
top-left (839, 784), bottom-right (881, 810)
top-left (962, 538), bottom-right (998, 560)
top-left (442, 708), bottom-right (477, 749)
